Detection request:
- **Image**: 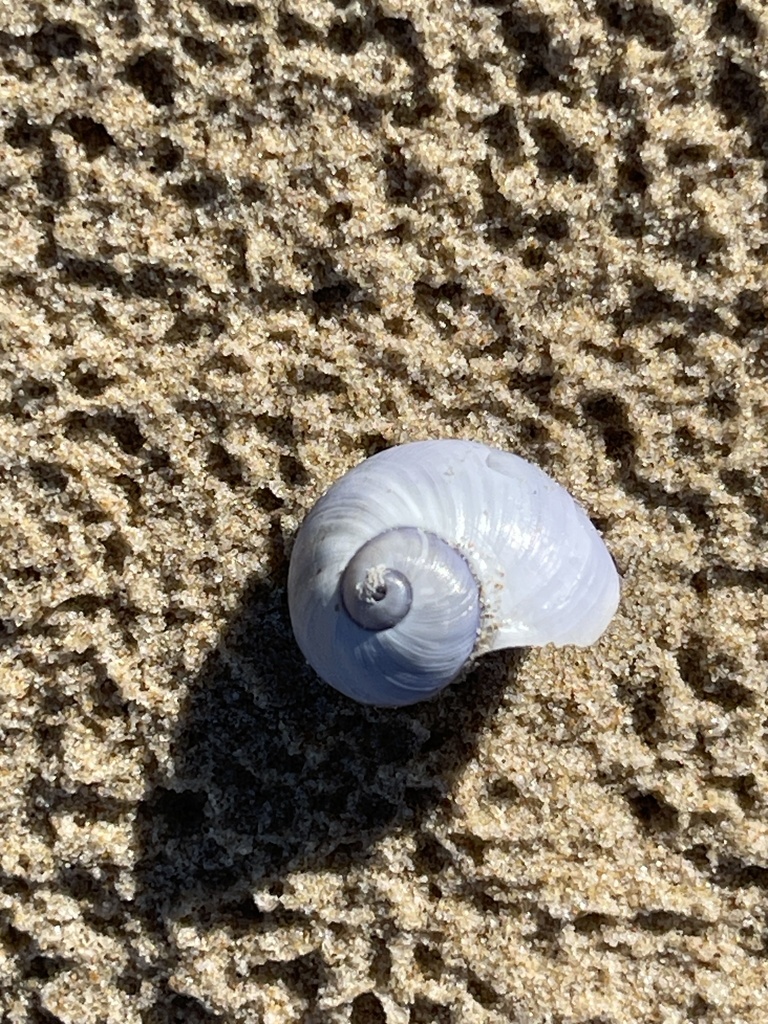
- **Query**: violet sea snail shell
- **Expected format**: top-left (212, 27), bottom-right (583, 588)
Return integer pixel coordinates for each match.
top-left (287, 440), bottom-right (620, 707)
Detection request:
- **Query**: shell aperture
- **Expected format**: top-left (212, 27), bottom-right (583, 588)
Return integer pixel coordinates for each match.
top-left (287, 439), bottom-right (621, 707)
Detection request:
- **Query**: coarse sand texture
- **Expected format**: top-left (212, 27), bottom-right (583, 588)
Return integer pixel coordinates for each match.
top-left (0, 1), bottom-right (767, 1023)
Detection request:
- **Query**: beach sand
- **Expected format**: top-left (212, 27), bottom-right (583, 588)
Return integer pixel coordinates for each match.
top-left (1, 1), bottom-right (767, 1021)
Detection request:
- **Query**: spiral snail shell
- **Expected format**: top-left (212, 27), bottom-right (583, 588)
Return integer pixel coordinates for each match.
top-left (287, 440), bottom-right (620, 707)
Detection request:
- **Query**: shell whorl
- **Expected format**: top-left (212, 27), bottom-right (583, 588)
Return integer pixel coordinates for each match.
top-left (296, 525), bottom-right (481, 705)
top-left (287, 440), bottom-right (621, 707)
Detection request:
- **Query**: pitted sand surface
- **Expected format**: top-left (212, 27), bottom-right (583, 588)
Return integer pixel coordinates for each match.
top-left (1, 2), bottom-right (767, 1022)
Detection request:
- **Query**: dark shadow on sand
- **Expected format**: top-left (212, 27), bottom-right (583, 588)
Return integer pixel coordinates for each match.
top-left (133, 574), bottom-right (524, 937)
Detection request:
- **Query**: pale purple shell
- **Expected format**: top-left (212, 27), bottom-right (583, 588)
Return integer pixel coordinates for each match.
top-left (287, 440), bottom-right (620, 707)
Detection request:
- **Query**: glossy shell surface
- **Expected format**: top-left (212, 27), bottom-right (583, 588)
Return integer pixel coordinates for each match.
top-left (287, 439), bottom-right (620, 707)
